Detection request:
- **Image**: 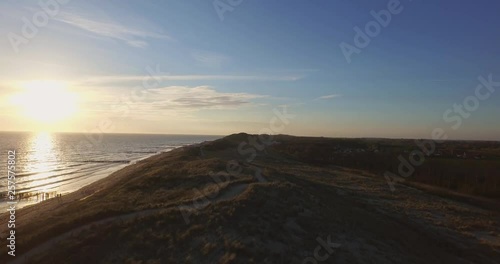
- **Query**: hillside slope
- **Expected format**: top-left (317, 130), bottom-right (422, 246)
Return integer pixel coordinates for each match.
top-left (1, 134), bottom-right (499, 263)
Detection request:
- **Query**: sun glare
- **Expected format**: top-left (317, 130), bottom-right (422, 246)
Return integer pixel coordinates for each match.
top-left (11, 80), bottom-right (79, 123)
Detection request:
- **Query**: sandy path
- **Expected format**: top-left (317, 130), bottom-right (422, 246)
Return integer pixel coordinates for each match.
top-left (9, 183), bottom-right (250, 264)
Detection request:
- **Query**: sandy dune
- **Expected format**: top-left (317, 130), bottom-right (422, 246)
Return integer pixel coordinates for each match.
top-left (1, 135), bottom-right (499, 263)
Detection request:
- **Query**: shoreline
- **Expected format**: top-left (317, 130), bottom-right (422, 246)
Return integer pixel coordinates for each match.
top-left (0, 147), bottom-right (181, 217)
top-left (0, 146), bottom-right (184, 259)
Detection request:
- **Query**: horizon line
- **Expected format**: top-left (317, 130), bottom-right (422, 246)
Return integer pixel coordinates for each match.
top-left (1, 130), bottom-right (499, 142)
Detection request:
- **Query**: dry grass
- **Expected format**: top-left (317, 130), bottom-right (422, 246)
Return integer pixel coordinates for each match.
top-left (1, 134), bottom-right (499, 263)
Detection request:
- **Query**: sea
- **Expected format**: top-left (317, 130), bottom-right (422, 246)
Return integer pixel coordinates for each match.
top-left (0, 132), bottom-right (220, 210)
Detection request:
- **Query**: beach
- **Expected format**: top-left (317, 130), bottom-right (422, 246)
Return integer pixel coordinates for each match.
top-left (0, 132), bottom-right (220, 211)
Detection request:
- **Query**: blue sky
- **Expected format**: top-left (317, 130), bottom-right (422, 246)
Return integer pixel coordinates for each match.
top-left (0, 0), bottom-right (499, 139)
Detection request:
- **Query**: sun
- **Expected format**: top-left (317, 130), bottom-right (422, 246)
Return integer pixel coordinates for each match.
top-left (11, 80), bottom-right (79, 123)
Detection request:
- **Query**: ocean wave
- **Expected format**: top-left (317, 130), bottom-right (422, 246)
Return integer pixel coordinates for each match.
top-left (123, 151), bottom-right (158, 154)
top-left (77, 160), bottom-right (131, 164)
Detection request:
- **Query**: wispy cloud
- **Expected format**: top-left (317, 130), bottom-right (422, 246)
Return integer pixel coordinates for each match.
top-left (55, 12), bottom-right (170, 47)
top-left (258, 68), bottom-right (321, 73)
top-left (191, 50), bottom-right (231, 68)
top-left (90, 86), bottom-right (265, 121)
top-left (81, 74), bottom-right (303, 84)
top-left (146, 86), bottom-right (264, 109)
top-left (316, 94), bottom-right (341, 100)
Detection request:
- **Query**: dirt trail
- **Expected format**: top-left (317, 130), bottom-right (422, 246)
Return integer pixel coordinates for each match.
top-left (9, 183), bottom-right (250, 264)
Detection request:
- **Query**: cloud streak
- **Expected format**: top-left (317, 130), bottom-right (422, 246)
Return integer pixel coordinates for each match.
top-left (146, 86), bottom-right (265, 110)
top-left (99, 86), bottom-right (265, 121)
top-left (316, 94), bottom-right (341, 100)
top-left (191, 50), bottom-right (231, 68)
top-left (81, 74), bottom-right (303, 84)
top-left (80, 85), bottom-right (266, 121)
top-left (55, 12), bottom-right (170, 47)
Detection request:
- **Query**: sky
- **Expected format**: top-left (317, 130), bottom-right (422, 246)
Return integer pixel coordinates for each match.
top-left (0, 0), bottom-right (499, 139)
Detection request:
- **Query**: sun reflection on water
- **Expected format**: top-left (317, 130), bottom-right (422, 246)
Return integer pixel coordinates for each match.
top-left (25, 132), bottom-right (59, 201)
top-left (28, 132), bottom-right (55, 171)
